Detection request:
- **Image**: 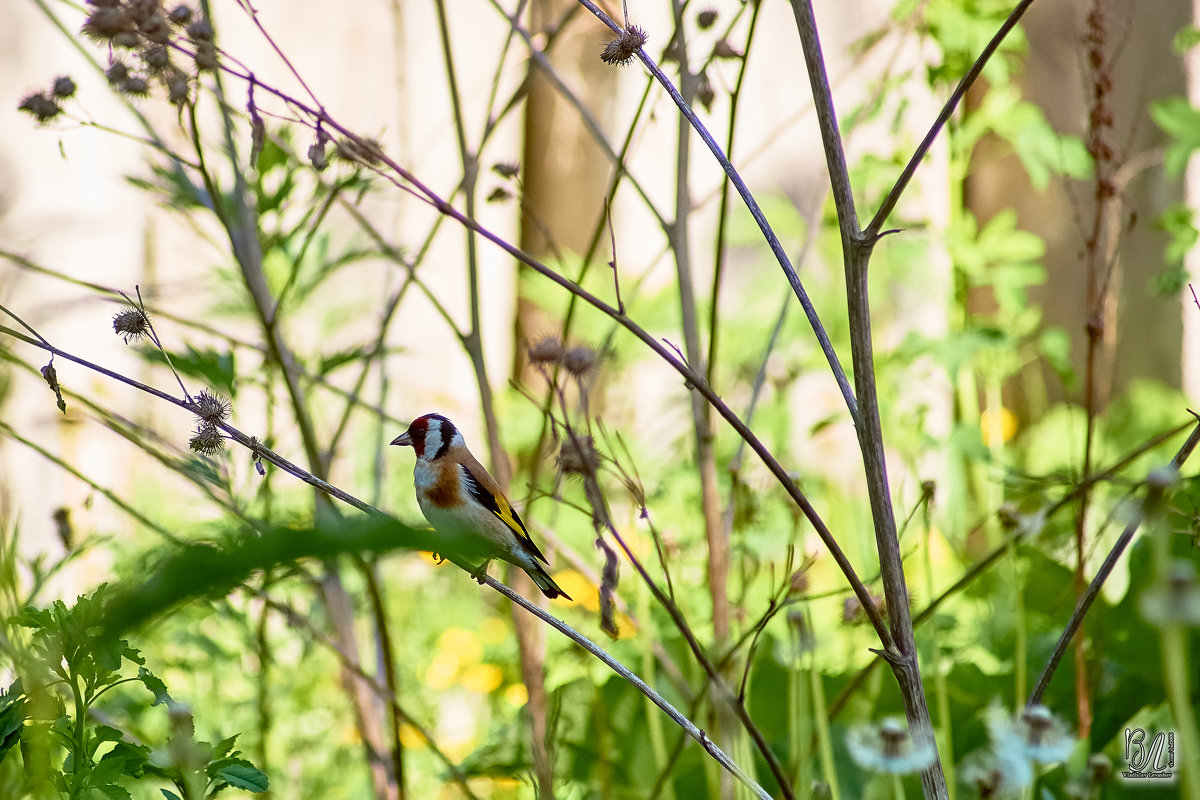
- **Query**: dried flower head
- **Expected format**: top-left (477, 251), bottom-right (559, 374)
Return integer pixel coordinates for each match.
top-left (786, 607), bottom-right (813, 655)
top-left (51, 76), bottom-right (77, 99)
top-left (120, 76), bottom-right (150, 97)
top-left (83, 6), bottom-right (136, 42)
top-left (335, 137), bottom-right (384, 167)
top-left (696, 72), bottom-right (715, 111)
top-left (491, 160), bottom-right (520, 179)
top-left (842, 592), bottom-right (884, 624)
top-left (193, 40), bottom-right (218, 71)
top-left (308, 128), bottom-right (330, 171)
top-left (168, 4), bottom-right (193, 25)
top-left (528, 336), bottom-right (564, 365)
top-left (139, 14), bottom-right (171, 44)
top-left (712, 38), bottom-right (742, 59)
top-left (112, 31), bottom-right (141, 49)
top-left (126, 0), bottom-right (158, 25)
top-left (18, 92), bottom-right (61, 123)
top-left (186, 19), bottom-right (214, 41)
top-left (142, 44), bottom-right (170, 70)
top-left (600, 25), bottom-right (648, 67)
top-left (987, 704), bottom-right (1074, 765)
top-left (697, 8), bottom-right (718, 29)
top-left (105, 60), bottom-right (131, 86)
top-left (846, 718), bottom-right (936, 775)
top-left (189, 423), bottom-right (225, 456)
top-left (112, 306), bottom-right (151, 343)
top-left (194, 388), bottom-right (231, 425)
top-left (561, 345), bottom-right (598, 377)
top-left (164, 68), bottom-right (190, 105)
top-left (558, 434), bottom-right (601, 478)
top-left (486, 186), bottom-right (511, 204)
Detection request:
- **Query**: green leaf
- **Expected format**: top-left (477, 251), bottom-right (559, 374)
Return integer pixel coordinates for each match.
top-left (1151, 97), bottom-right (1200, 177)
top-left (138, 346), bottom-right (236, 397)
top-left (211, 734), bottom-right (239, 759)
top-left (0, 680), bottom-right (26, 762)
top-left (1174, 25), bottom-right (1200, 54)
top-left (90, 752), bottom-right (128, 785)
top-left (96, 784), bottom-right (132, 800)
top-left (210, 758), bottom-right (269, 792)
top-left (136, 668), bottom-right (172, 707)
top-left (160, 791), bottom-right (183, 800)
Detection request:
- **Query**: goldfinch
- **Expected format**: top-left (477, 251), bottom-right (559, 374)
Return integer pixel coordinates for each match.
top-left (391, 413), bottom-right (571, 600)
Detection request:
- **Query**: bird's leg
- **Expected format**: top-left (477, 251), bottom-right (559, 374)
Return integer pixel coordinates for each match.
top-left (469, 558), bottom-right (492, 584)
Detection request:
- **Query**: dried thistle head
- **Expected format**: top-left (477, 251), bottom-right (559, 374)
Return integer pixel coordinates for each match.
top-left (712, 38), bottom-right (742, 59)
top-left (168, 4), bottom-right (193, 25)
top-left (105, 60), bottom-right (131, 86)
top-left (18, 92), bottom-right (61, 123)
top-left (142, 44), bottom-right (170, 71)
top-left (697, 8), bottom-right (718, 29)
top-left (51, 76), bottom-right (77, 99)
top-left (112, 306), bottom-right (151, 343)
top-left (120, 76), bottom-right (150, 97)
top-left (558, 434), bottom-right (600, 478)
top-left (83, 6), bottom-right (137, 43)
top-left (561, 345), bottom-right (598, 377)
top-left (600, 25), bottom-right (648, 67)
top-left (485, 187), bottom-right (511, 204)
top-left (334, 137), bottom-right (384, 167)
top-left (528, 336), bottom-right (564, 365)
top-left (164, 68), bottom-right (190, 105)
top-left (193, 41), bottom-right (218, 71)
top-left (696, 72), bottom-right (715, 111)
top-left (491, 160), bottom-right (520, 179)
top-left (186, 19), bottom-right (214, 41)
top-left (139, 14), bottom-right (171, 45)
top-left (194, 388), bottom-right (231, 425)
top-left (189, 423), bottom-right (225, 456)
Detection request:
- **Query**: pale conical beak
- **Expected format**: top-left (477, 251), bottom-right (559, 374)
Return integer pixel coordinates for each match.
top-left (390, 431), bottom-right (412, 447)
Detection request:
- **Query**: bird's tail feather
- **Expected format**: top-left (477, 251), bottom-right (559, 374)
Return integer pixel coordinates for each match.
top-left (527, 564), bottom-right (571, 601)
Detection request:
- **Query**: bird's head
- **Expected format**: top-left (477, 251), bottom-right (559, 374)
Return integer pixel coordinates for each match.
top-left (390, 413), bottom-right (460, 460)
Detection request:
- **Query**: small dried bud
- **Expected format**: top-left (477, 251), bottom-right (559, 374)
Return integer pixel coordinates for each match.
top-left (491, 160), bottom-right (520, 179)
top-left (168, 4), bottom-right (193, 25)
top-left (712, 38), bottom-right (742, 59)
top-left (696, 72), bottom-right (715, 111)
top-left (194, 389), bottom-right (231, 425)
top-left (189, 423), bottom-right (225, 456)
top-left (335, 137), bottom-right (384, 167)
top-left (41, 361), bottom-right (67, 414)
top-left (112, 306), bottom-right (151, 343)
top-left (51, 76), bottom-right (77, 99)
top-left (139, 14), bottom-right (170, 44)
top-left (249, 107), bottom-right (265, 168)
top-left (193, 41), bottom-right (218, 71)
top-left (528, 336), bottom-right (563, 365)
top-left (697, 8), bottom-right (718, 29)
top-left (143, 44), bottom-right (170, 70)
top-left (83, 7), bottom-right (136, 42)
top-left (105, 60), bottom-right (130, 86)
top-left (842, 592), bottom-right (884, 624)
top-left (18, 92), bottom-right (61, 123)
top-left (307, 129), bottom-right (330, 171)
top-left (600, 25), bottom-right (648, 66)
top-left (561, 345), bottom-right (597, 377)
top-left (558, 434), bottom-right (600, 477)
top-left (186, 19), bottom-right (214, 41)
top-left (486, 187), bottom-right (511, 204)
top-left (165, 68), bottom-right (190, 105)
top-left (120, 76), bottom-right (150, 96)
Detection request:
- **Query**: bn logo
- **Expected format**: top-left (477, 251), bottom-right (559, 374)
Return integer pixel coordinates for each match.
top-left (1123, 727), bottom-right (1175, 780)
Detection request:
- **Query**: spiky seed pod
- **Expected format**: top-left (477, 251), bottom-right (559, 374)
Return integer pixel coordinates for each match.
top-left (600, 25), bottom-right (648, 66)
top-left (51, 76), bottom-right (77, 99)
top-left (334, 137), bottom-right (383, 167)
top-left (18, 93), bottom-right (61, 123)
top-left (168, 4), bottom-right (193, 25)
top-left (558, 434), bottom-right (600, 478)
top-left (105, 60), bottom-right (130, 86)
top-left (120, 76), bottom-right (150, 96)
top-left (83, 7), bottom-right (136, 42)
top-left (712, 38), bottom-right (742, 59)
top-left (142, 44), bottom-right (170, 70)
top-left (186, 19), bottom-right (214, 41)
top-left (125, 0), bottom-right (157, 25)
top-left (189, 423), bottom-right (225, 456)
top-left (112, 307), bottom-right (151, 343)
top-left (194, 388), bottom-right (231, 425)
top-left (193, 41), bottom-right (218, 71)
top-left (139, 14), bottom-right (171, 44)
top-left (485, 187), bottom-right (511, 204)
top-left (528, 336), bottom-right (563, 365)
top-left (561, 345), bottom-right (597, 377)
top-left (164, 68), bottom-right (190, 105)
top-left (697, 8), bottom-right (718, 29)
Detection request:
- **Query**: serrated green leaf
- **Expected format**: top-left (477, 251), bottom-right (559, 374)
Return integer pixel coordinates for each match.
top-left (136, 668), bottom-right (172, 707)
top-left (211, 734), bottom-right (239, 759)
top-left (96, 783), bottom-right (132, 800)
top-left (90, 752), bottom-right (127, 785)
top-left (212, 758), bottom-right (269, 792)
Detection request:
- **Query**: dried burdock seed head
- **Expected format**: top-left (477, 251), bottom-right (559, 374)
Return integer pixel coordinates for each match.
top-left (561, 345), bottom-right (598, 377)
top-left (696, 72), bottom-right (715, 111)
top-left (169, 4), bottom-right (193, 25)
top-left (187, 19), bottom-right (214, 41)
top-left (112, 306), bottom-right (151, 343)
top-left (87, 0), bottom-right (122, 8)
top-left (165, 68), bottom-right (190, 105)
top-left (125, 0), bottom-right (157, 24)
top-left (528, 336), bottom-right (563, 365)
top-left (697, 8), bottom-right (718, 29)
top-left (120, 76), bottom-right (150, 96)
top-left (189, 423), bottom-right (225, 456)
top-left (83, 6), bottom-right (136, 42)
top-left (143, 43), bottom-right (170, 70)
top-left (194, 388), bottom-right (231, 425)
top-left (193, 41), bottom-right (218, 71)
top-left (600, 25), bottom-right (648, 66)
top-left (18, 92), bottom-right (61, 123)
top-left (105, 59), bottom-right (131, 86)
top-left (51, 76), bottom-right (77, 99)
top-left (334, 137), bottom-right (384, 167)
top-left (712, 38), bottom-right (742, 59)
top-left (558, 434), bottom-right (601, 478)
top-left (139, 14), bottom-right (171, 44)
top-left (113, 31), bottom-right (141, 49)
top-left (491, 160), bottom-right (520, 179)
top-left (485, 186), bottom-right (511, 204)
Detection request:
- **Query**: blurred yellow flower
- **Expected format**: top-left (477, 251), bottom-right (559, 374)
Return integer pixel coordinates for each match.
top-left (479, 616), bottom-right (509, 645)
top-left (553, 569), bottom-right (596, 611)
top-left (398, 723), bottom-right (427, 750)
top-left (460, 663), bottom-right (504, 694)
top-left (437, 626), bottom-right (483, 664)
top-left (503, 683), bottom-right (528, 707)
top-left (424, 649), bottom-right (461, 690)
top-left (980, 407), bottom-right (1018, 446)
